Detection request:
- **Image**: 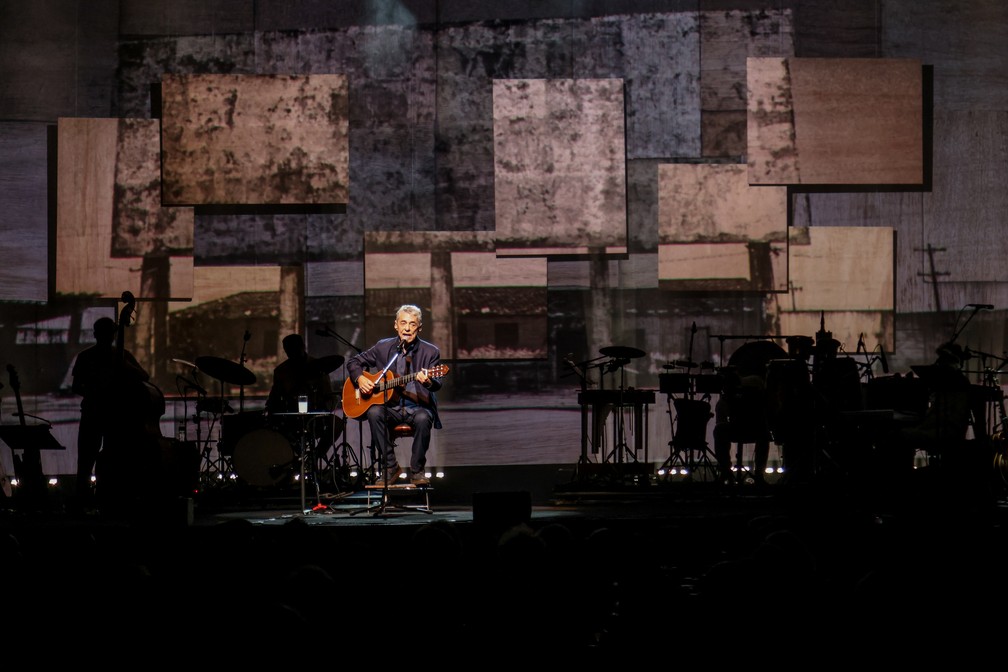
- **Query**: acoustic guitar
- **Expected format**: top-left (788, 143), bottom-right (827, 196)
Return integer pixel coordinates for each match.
top-left (342, 364), bottom-right (449, 419)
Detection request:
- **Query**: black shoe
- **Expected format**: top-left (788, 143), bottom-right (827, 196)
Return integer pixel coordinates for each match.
top-left (410, 472), bottom-right (430, 487)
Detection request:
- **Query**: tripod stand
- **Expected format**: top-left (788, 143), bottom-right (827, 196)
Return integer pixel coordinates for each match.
top-left (659, 361), bottom-right (717, 481)
top-left (314, 325), bottom-right (369, 494)
top-left (318, 413), bottom-right (364, 494)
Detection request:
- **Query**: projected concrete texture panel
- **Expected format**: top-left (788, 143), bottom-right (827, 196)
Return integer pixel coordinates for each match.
top-left (787, 226), bottom-right (894, 312)
top-left (659, 243), bottom-right (755, 280)
top-left (452, 252), bottom-right (548, 287)
top-left (161, 73), bottom-right (349, 205)
top-left (699, 8), bottom-right (795, 157)
top-left (748, 58), bottom-right (923, 185)
top-left (659, 163), bottom-right (786, 242)
top-left (658, 163), bottom-right (787, 291)
top-left (55, 117), bottom-right (194, 299)
top-left (0, 122), bottom-right (47, 302)
top-left (113, 118), bottom-right (194, 258)
top-left (493, 78), bottom-right (627, 256)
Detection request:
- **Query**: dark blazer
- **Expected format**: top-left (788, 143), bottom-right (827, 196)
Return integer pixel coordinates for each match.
top-left (346, 336), bottom-right (443, 429)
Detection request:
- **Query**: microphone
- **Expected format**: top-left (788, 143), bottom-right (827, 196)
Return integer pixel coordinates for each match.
top-left (878, 347), bottom-right (889, 374)
top-left (243, 329), bottom-right (252, 341)
top-left (967, 303), bottom-right (994, 310)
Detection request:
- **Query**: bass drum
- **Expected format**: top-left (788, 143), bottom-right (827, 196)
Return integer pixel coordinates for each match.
top-left (219, 411), bottom-right (267, 456)
top-left (993, 431), bottom-right (1008, 490)
top-left (232, 428), bottom-right (295, 488)
top-left (726, 340), bottom-right (788, 378)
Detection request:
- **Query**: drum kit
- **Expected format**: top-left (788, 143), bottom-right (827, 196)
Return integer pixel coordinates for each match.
top-left (174, 352), bottom-right (351, 504)
top-left (658, 319), bottom-right (872, 482)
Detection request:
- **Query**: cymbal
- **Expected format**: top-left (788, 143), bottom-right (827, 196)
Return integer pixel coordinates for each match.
top-left (304, 354), bottom-right (345, 376)
top-left (171, 358), bottom-right (198, 369)
top-left (195, 356), bottom-right (257, 386)
top-left (599, 345), bottom-right (646, 360)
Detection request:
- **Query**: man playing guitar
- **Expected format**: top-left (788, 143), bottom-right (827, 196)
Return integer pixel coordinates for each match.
top-left (344, 304), bottom-right (446, 487)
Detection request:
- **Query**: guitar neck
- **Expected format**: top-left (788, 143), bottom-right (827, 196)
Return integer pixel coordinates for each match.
top-left (377, 370), bottom-right (421, 392)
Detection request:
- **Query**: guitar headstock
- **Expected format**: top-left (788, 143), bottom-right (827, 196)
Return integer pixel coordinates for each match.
top-left (118, 291), bottom-right (136, 328)
top-left (429, 364), bottom-right (449, 378)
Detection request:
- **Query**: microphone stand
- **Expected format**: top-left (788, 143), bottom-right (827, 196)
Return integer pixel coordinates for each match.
top-left (350, 347), bottom-right (402, 517)
top-left (950, 304), bottom-right (985, 345)
top-left (238, 329), bottom-right (251, 413)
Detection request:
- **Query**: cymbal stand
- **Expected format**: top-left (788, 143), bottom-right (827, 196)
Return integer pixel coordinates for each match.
top-left (665, 351), bottom-right (717, 481)
top-left (199, 380), bottom-right (234, 488)
top-left (196, 409), bottom-right (227, 488)
top-left (660, 369), bottom-right (693, 477)
top-left (316, 325), bottom-right (369, 491)
top-left (321, 412), bottom-right (363, 493)
top-left (603, 359), bottom-right (634, 466)
top-left (564, 355), bottom-right (596, 477)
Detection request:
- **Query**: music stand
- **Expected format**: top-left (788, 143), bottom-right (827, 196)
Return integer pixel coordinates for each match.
top-left (0, 424), bottom-right (64, 501)
top-left (0, 423), bottom-right (65, 452)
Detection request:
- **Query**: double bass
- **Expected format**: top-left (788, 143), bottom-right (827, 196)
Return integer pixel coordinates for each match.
top-left (94, 291), bottom-right (166, 507)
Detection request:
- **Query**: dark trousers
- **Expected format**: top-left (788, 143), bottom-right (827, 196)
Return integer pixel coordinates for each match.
top-left (365, 404), bottom-right (434, 475)
top-left (76, 411), bottom-right (104, 499)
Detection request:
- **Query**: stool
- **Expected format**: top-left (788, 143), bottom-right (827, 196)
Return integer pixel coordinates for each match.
top-left (357, 422), bottom-right (433, 515)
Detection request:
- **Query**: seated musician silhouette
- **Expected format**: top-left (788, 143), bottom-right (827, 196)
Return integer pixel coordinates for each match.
top-left (713, 367), bottom-right (771, 486)
top-left (266, 334), bottom-right (337, 473)
top-left (266, 334), bottom-right (335, 415)
top-left (884, 342), bottom-right (972, 473)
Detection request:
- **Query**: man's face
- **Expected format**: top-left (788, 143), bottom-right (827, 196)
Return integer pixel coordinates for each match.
top-left (395, 312), bottom-right (421, 344)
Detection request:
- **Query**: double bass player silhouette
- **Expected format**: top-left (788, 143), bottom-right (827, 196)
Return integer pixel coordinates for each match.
top-left (72, 293), bottom-right (159, 514)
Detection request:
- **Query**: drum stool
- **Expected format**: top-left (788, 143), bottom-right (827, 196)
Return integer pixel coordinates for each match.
top-left (361, 423), bottom-right (433, 514)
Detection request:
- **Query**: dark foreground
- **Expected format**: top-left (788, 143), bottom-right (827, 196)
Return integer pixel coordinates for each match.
top-left (2, 463), bottom-right (1007, 662)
